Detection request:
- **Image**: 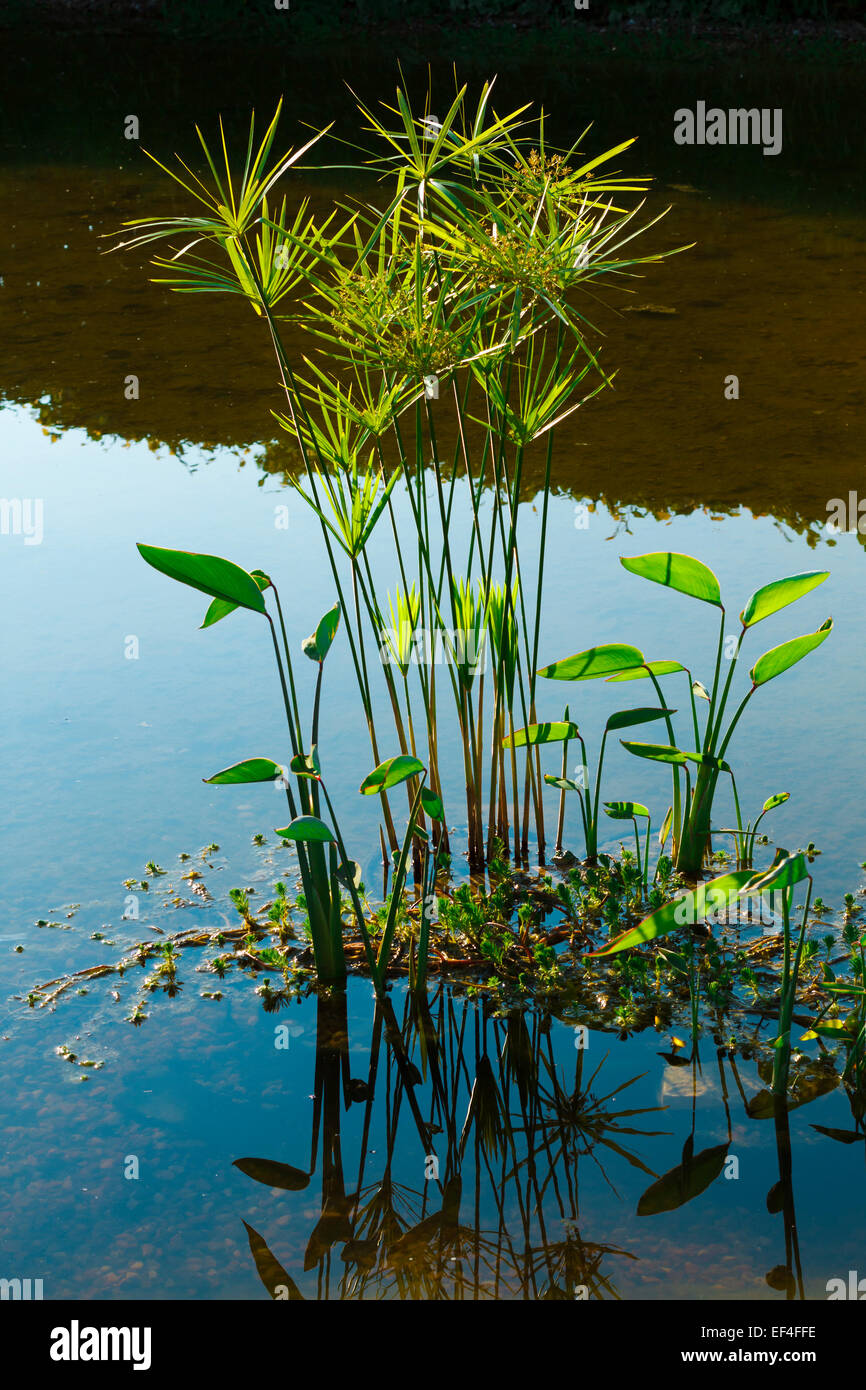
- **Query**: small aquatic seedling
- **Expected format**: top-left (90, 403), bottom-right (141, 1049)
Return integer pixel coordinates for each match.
top-left (539, 556), bottom-right (831, 876)
top-left (720, 791), bottom-right (790, 871)
top-left (145, 860), bottom-right (167, 876)
top-left (603, 801), bottom-right (652, 892)
top-left (228, 888), bottom-right (254, 923)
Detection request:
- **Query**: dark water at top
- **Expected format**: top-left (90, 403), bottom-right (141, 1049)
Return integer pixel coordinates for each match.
top-left (1, 31), bottom-right (865, 1300)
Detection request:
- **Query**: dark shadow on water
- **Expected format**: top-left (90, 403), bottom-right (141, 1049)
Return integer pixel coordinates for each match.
top-left (1, 32), bottom-right (865, 534)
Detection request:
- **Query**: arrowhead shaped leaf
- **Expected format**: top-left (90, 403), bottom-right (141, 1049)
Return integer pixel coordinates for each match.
top-left (420, 787), bottom-right (444, 820)
top-left (605, 706), bottom-right (675, 733)
top-left (621, 552), bottom-right (722, 607)
top-left (604, 801), bottom-right (650, 820)
top-left (205, 757), bottom-right (286, 784)
top-left (750, 618), bottom-right (832, 686)
top-left (360, 754), bottom-right (424, 795)
top-left (302, 602), bottom-right (341, 662)
top-left (537, 643), bottom-right (645, 682)
top-left (201, 569), bottom-right (271, 628)
top-left (274, 815), bottom-right (335, 843)
top-left (137, 543), bottom-right (267, 614)
top-left (503, 721), bottom-right (579, 748)
top-left (740, 570), bottom-right (829, 628)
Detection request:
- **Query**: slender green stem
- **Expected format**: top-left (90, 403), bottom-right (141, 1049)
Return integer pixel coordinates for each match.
top-left (703, 610), bottom-right (727, 754)
top-left (708, 620), bottom-right (744, 754)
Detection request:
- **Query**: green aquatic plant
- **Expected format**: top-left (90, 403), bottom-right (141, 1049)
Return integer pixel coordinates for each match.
top-left (720, 790), bottom-right (790, 870)
top-left (518, 681), bottom-right (673, 863)
top-left (112, 78), bottom-right (681, 869)
top-left (135, 539), bottom-right (435, 992)
top-left (539, 556), bottom-right (831, 876)
top-left (604, 800), bottom-right (652, 890)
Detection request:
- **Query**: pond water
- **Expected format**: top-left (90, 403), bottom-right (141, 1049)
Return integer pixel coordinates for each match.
top-left (2, 37), bottom-right (865, 1301)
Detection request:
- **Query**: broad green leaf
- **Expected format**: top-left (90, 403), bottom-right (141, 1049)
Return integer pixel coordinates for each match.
top-left (620, 552), bottom-right (722, 608)
top-left (750, 618), bottom-right (832, 687)
top-left (302, 602), bottom-right (341, 662)
top-left (137, 543), bottom-right (267, 614)
top-left (637, 1142), bottom-right (729, 1216)
top-left (543, 774), bottom-right (584, 793)
top-left (233, 1157), bottom-right (310, 1191)
top-left (204, 757), bottom-right (286, 785)
top-left (743, 851), bottom-right (808, 895)
top-left (503, 721), bottom-right (579, 748)
top-left (621, 741), bottom-right (688, 765)
top-left (606, 660), bottom-right (684, 683)
top-left (604, 801), bottom-right (650, 820)
top-left (588, 870), bottom-right (755, 956)
top-left (274, 815), bottom-right (335, 843)
top-left (801, 1020), bottom-right (856, 1040)
top-left (761, 792), bottom-right (790, 814)
top-left (360, 754), bottom-right (424, 795)
top-left (290, 748), bottom-right (321, 779)
top-left (537, 643), bottom-right (644, 682)
top-left (201, 569), bottom-right (271, 628)
top-left (605, 706), bottom-right (675, 733)
top-left (420, 787), bottom-right (444, 820)
top-left (740, 570), bottom-right (829, 628)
